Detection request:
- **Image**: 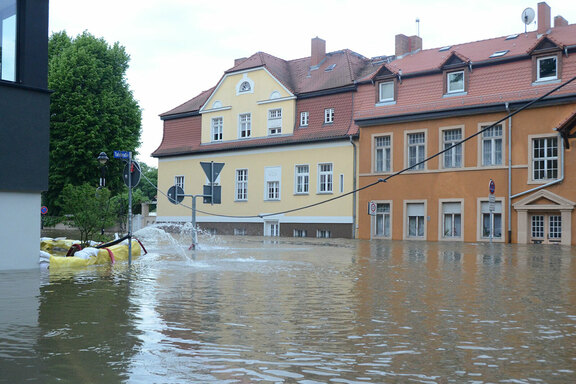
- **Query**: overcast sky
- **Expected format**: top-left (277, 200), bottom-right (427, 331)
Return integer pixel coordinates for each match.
top-left (49, 0), bottom-right (576, 166)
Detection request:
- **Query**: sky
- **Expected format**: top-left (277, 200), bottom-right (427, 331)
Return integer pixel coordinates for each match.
top-left (49, 0), bottom-right (576, 167)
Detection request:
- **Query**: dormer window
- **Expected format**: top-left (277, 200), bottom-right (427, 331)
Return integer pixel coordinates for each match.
top-left (536, 55), bottom-right (558, 82)
top-left (378, 81), bottom-right (395, 103)
top-left (447, 70), bottom-right (465, 94)
top-left (240, 81), bottom-right (251, 92)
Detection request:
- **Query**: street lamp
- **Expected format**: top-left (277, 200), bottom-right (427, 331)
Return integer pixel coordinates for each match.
top-left (98, 152), bottom-right (109, 187)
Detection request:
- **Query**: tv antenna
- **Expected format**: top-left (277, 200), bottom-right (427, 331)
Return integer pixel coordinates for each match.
top-left (521, 7), bottom-right (535, 33)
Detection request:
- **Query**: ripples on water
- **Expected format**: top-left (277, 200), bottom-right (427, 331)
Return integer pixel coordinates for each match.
top-left (1, 226), bottom-right (575, 383)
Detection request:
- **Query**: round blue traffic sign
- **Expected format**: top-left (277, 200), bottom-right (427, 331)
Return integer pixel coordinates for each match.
top-left (41, 206), bottom-right (48, 215)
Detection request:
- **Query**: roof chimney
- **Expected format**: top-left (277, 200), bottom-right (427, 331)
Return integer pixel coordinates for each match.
top-left (311, 37), bottom-right (326, 67)
top-left (395, 34), bottom-right (422, 57)
top-left (537, 2), bottom-right (551, 35)
top-left (554, 15), bottom-right (568, 28)
top-left (234, 57), bottom-right (247, 66)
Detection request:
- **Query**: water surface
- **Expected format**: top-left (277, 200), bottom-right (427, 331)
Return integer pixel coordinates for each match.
top-left (1, 228), bottom-right (575, 383)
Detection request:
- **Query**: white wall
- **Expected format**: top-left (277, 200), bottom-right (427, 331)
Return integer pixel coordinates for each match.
top-left (0, 192), bottom-right (41, 270)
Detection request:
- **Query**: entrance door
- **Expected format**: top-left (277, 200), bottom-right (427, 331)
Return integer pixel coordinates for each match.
top-left (264, 220), bottom-right (279, 237)
top-left (530, 214), bottom-right (562, 244)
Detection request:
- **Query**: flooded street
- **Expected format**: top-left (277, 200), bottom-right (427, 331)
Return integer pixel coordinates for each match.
top-left (1, 228), bottom-right (575, 383)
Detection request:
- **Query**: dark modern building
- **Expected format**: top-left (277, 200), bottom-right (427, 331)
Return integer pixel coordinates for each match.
top-left (0, 0), bottom-right (50, 269)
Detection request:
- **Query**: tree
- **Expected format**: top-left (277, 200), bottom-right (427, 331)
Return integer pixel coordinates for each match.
top-left (136, 162), bottom-right (158, 202)
top-left (46, 31), bottom-right (141, 214)
top-left (59, 184), bottom-right (116, 246)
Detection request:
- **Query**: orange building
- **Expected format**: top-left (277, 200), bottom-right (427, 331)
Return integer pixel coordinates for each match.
top-left (355, 2), bottom-right (576, 245)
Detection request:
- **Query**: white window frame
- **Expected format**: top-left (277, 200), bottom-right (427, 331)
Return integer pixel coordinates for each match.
top-left (317, 163), bottom-right (333, 194)
top-left (378, 81), bottom-right (394, 103)
top-left (294, 164), bottom-right (309, 194)
top-left (268, 108), bottom-right (282, 135)
top-left (439, 199), bottom-right (464, 241)
top-left (477, 198), bottom-right (505, 242)
top-left (404, 200), bottom-right (427, 240)
top-left (235, 169), bottom-right (248, 201)
top-left (300, 111), bottom-right (309, 127)
top-left (293, 229), bottom-right (307, 237)
top-left (374, 134), bottom-right (392, 173)
top-left (536, 55), bottom-right (558, 82)
top-left (239, 113), bottom-right (251, 138)
top-left (479, 123), bottom-right (504, 167)
top-left (316, 229), bottom-right (331, 238)
top-left (264, 166), bottom-right (281, 201)
top-left (324, 108), bottom-right (334, 124)
top-left (174, 175), bottom-right (185, 190)
top-left (447, 70), bottom-right (465, 93)
top-left (405, 131), bottom-right (426, 171)
top-left (441, 127), bottom-right (463, 169)
top-left (528, 134), bottom-right (559, 183)
top-left (266, 181), bottom-right (280, 200)
top-left (211, 117), bottom-right (223, 142)
top-left (372, 200), bottom-right (392, 239)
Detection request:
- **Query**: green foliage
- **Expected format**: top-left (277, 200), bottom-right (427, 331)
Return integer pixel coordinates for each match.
top-left (136, 162), bottom-right (158, 201)
top-left (46, 31), bottom-right (142, 214)
top-left (109, 189), bottom-right (148, 232)
top-left (59, 184), bottom-right (116, 246)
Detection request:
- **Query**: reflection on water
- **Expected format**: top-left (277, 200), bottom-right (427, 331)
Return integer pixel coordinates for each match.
top-left (1, 227), bottom-right (575, 383)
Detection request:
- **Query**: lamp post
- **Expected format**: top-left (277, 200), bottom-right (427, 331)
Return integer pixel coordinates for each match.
top-left (98, 152), bottom-right (109, 188)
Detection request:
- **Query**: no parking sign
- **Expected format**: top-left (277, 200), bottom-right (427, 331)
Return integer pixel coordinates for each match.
top-left (41, 206), bottom-right (48, 215)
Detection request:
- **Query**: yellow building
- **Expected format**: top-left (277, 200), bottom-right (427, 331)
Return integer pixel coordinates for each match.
top-left (153, 38), bottom-right (379, 238)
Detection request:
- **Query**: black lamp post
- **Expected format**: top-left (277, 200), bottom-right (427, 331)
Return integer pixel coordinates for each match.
top-left (98, 152), bottom-right (109, 187)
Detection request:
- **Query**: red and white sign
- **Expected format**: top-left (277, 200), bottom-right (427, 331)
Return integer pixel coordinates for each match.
top-left (368, 201), bottom-right (377, 216)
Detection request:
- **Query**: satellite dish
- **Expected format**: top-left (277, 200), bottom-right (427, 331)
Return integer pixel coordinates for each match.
top-left (521, 7), bottom-right (535, 25)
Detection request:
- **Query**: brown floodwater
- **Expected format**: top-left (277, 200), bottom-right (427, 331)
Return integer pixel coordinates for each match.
top-left (1, 226), bottom-right (575, 383)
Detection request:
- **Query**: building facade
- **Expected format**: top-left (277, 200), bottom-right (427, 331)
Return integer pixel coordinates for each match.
top-left (356, 2), bottom-right (576, 245)
top-left (154, 39), bottom-right (380, 238)
top-left (0, 0), bottom-right (50, 269)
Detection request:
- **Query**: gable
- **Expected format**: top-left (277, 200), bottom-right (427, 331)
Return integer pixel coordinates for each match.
top-left (513, 190), bottom-right (576, 211)
top-left (528, 36), bottom-right (563, 55)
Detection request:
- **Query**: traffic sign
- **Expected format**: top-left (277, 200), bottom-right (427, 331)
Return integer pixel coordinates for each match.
top-left (167, 185), bottom-right (185, 204)
top-left (123, 161), bottom-right (141, 187)
top-left (489, 179), bottom-right (495, 194)
top-left (41, 206), bottom-right (48, 215)
top-left (200, 161), bottom-right (225, 183)
top-left (113, 150), bottom-right (130, 159)
top-left (368, 201), bottom-right (377, 216)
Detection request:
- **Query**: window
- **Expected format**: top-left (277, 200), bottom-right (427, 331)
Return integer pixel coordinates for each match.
top-left (375, 135), bottom-right (391, 172)
top-left (318, 163), bottom-right (333, 193)
top-left (407, 132), bottom-right (425, 170)
top-left (317, 230), bottom-right (331, 238)
top-left (481, 201), bottom-right (502, 239)
top-left (537, 56), bottom-right (558, 82)
top-left (531, 215), bottom-right (544, 239)
top-left (0, 0), bottom-right (16, 81)
top-left (447, 71), bottom-right (464, 93)
top-left (239, 113), bottom-right (251, 138)
top-left (267, 181), bottom-right (280, 200)
top-left (211, 117), bottom-right (223, 142)
top-left (239, 81), bottom-right (251, 92)
top-left (324, 108), bottom-right (334, 124)
top-left (532, 137), bottom-right (558, 180)
top-left (295, 165), bottom-right (309, 194)
top-left (407, 202), bottom-right (425, 238)
top-left (443, 128), bottom-right (462, 168)
top-left (549, 215), bottom-right (562, 239)
top-left (481, 124), bottom-right (503, 166)
top-left (234, 228), bottom-right (247, 236)
top-left (378, 81), bottom-right (394, 103)
top-left (442, 202), bottom-right (462, 238)
top-left (175, 175), bottom-right (184, 190)
top-left (339, 174), bottom-right (344, 193)
top-left (268, 108), bottom-right (282, 135)
top-left (235, 169), bottom-right (248, 201)
top-left (300, 111), bottom-right (309, 127)
top-left (375, 203), bottom-right (391, 238)
top-left (293, 229), bottom-right (307, 237)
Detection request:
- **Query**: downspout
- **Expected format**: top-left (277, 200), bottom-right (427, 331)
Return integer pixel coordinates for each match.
top-left (350, 135), bottom-right (357, 239)
top-left (506, 103), bottom-right (512, 243)
top-left (510, 132), bottom-right (565, 200)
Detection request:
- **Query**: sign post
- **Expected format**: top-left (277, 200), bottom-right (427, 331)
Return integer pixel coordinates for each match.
top-left (114, 150), bottom-right (139, 265)
top-left (488, 179), bottom-right (495, 243)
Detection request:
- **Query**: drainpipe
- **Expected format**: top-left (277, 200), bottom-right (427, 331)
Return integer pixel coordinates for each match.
top-left (510, 132), bottom-right (565, 200)
top-left (350, 134), bottom-right (357, 239)
top-left (506, 103), bottom-right (512, 243)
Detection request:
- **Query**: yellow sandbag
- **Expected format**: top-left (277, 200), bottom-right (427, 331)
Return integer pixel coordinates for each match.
top-left (48, 240), bottom-right (142, 269)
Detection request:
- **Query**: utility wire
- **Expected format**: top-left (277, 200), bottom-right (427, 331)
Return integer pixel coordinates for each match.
top-left (143, 75), bottom-right (576, 219)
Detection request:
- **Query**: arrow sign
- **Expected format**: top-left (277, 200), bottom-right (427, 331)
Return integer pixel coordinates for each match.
top-left (200, 161), bottom-right (224, 183)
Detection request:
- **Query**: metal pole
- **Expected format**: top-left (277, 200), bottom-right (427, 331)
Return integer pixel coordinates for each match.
top-left (128, 151), bottom-right (133, 265)
top-left (191, 195), bottom-right (198, 250)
